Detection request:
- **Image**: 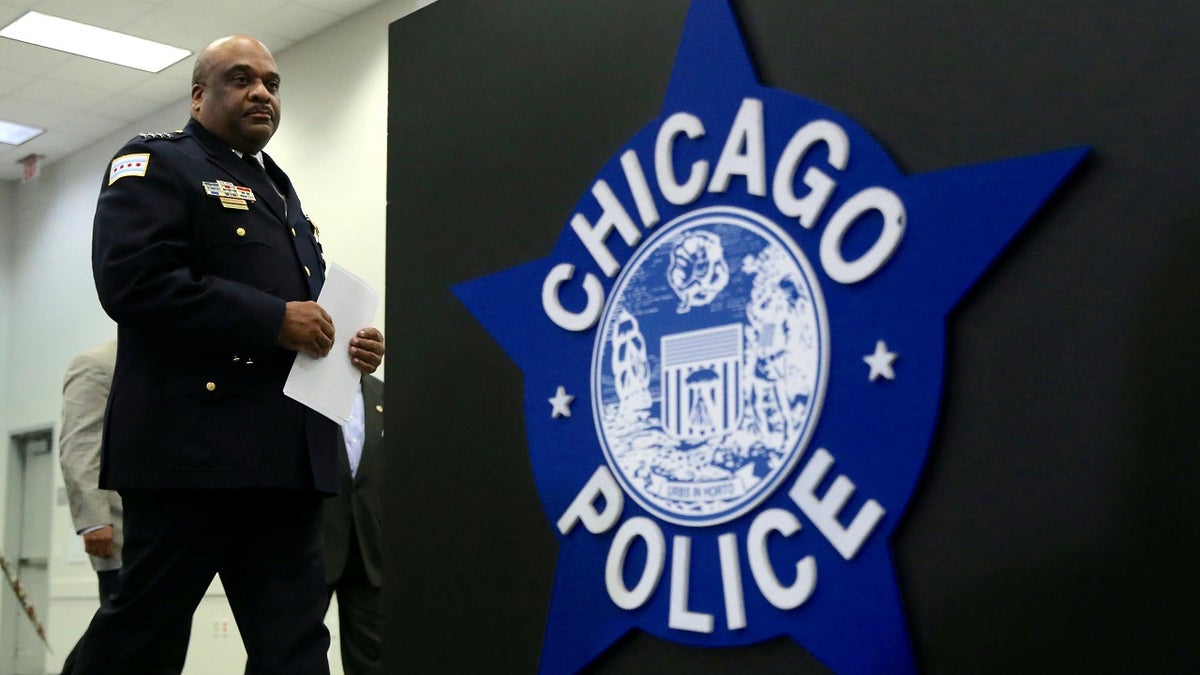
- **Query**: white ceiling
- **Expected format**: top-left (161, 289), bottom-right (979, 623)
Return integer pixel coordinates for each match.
top-left (0, 0), bottom-right (384, 182)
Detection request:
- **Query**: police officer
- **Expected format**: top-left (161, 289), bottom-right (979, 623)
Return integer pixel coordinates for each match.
top-left (68, 35), bottom-right (384, 675)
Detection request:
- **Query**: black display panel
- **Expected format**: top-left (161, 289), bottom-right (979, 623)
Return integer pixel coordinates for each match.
top-left (386, 1), bottom-right (1199, 672)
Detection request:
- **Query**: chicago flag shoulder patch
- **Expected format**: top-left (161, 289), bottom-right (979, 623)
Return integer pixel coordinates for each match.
top-left (109, 153), bottom-right (150, 185)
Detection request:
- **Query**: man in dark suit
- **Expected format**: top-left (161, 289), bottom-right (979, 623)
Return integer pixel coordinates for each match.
top-left (322, 375), bottom-right (384, 675)
top-left (68, 35), bottom-right (384, 675)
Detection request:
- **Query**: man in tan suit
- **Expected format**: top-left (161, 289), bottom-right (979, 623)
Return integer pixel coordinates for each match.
top-left (60, 341), bottom-right (122, 597)
top-left (59, 341), bottom-right (190, 673)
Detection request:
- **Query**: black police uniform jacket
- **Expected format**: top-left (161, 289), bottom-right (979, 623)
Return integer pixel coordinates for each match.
top-left (92, 118), bottom-right (338, 495)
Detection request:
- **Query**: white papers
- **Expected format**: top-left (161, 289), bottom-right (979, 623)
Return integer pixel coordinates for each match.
top-left (284, 263), bottom-right (379, 424)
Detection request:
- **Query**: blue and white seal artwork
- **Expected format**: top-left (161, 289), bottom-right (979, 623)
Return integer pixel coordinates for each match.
top-left (453, 0), bottom-right (1087, 673)
top-left (593, 207), bottom-right (829, 527)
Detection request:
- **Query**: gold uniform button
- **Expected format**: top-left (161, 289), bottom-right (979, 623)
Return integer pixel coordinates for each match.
top-left (205, 382), bottom-right (216, 392)
top-left (304, 265), bottom-right (311, 277)
top-left (236, 227), bottom-right (246, 237)
top-left (291, 227), bottom-right (297, 237)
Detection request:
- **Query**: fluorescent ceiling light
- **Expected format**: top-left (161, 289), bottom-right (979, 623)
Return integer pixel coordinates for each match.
top-left (0, 119), bottom-right (44, 146)
top-left (0, 11), bottom-right (190, 73)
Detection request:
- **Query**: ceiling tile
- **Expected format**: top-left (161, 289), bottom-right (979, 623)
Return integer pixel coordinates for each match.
top-left (122, 13), bottom-right (250, 53)
top-left (155, 0), bottom-right (292, 17)
top-left (0, 65), bottom-right (32, 96)
top-left (296, 0), bottom-right (380, 17)
top-left (26, 0), bottom-right (161, 32)
top-left (48, 55), bottom-right (162, 90)
top-left (53, 110), bottom-right (125, 141)
top-left (0, 96), bottom-right (70, 128)
top-left (126, 60), bottom-right (192, 107)
top-left (13, 77), bottom-right (116, 113)
top-left (0, 2), bottom-right (26, 26)
top-left (253, 4), bottom-right (342, 43)
top-left (91, 90), bottom-right (168, 123)
top-left (124, 1), bottom-right (294, 49)
top-left (0, 39), bottom-right (72, 77)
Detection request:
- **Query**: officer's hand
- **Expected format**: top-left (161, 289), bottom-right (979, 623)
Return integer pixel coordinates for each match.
top-left (350, 327), bottom-right (385, 375)
top-left (83, 525), bottom-right (115, 558)
top-left (278, 301), bottom-right (335, 358)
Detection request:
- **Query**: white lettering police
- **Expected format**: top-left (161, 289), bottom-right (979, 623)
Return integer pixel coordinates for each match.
top-left (542, 97), bottom-right (906, 331)
top-left (557, 449), bottom-right (884, 633)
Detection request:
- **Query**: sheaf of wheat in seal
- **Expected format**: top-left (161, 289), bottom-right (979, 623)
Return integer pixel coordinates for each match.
top-left (593, 206), bottom-right (828, 526)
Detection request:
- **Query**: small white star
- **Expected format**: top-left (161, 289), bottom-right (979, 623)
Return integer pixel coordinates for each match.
top-left (549, 385), bottom-right (575, 418)
top-left (863, 340), bottom-right (898, 382)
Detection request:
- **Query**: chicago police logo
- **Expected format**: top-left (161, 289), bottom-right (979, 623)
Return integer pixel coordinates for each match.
top-left (594, 206), bottom-right (829, 527)
top-left (454, 1), bottom-right (1086, 673)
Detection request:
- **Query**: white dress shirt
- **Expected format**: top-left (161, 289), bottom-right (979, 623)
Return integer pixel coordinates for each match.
top-left (343, 381), bottom-right (365, 479)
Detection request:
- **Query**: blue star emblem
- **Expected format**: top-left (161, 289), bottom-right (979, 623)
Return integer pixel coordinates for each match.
top-left (454, 1), bottom-right (1085, 672)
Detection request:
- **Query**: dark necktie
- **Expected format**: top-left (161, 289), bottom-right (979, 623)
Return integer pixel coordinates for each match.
top-left (240, 150), bottom-right (265, 172)
top-left (240, 152), bottom-right (286, 216)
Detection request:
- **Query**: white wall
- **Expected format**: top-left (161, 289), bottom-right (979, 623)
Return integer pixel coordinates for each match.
top-left (0, 169), bottom-right (14, 671)
top-left (0, 178), bottom-right (11, 529)
top-left (0, 1), bottom-right (434, 672)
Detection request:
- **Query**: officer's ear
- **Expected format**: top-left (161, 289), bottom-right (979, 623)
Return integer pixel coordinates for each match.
top-left (190, 84), bottom-right (204, 113)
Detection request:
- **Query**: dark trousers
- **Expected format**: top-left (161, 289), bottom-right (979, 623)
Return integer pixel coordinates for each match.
top-left (330, 527), bottom-right (381, 675)
top-left (66, 489), bottom-right (330, 675)
top-left (61, 569), bottom-right (190, 674)
top-left (97, 569), bottom-right (120, 600)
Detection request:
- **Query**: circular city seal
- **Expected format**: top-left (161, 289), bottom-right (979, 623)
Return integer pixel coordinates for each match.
top-left (591, 205), bottom-right (830, 526)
